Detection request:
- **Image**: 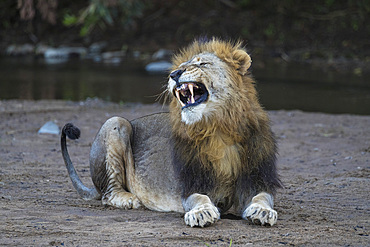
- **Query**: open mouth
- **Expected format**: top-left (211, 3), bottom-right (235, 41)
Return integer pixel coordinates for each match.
top-left (174, 82), bottom-right (209, 109)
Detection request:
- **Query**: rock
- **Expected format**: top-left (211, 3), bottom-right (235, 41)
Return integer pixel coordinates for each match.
top-left (44, 48), bottom-right (68, 59)
top-left (44, 48), bottom-right (69, 64)
top-left (44, 47), bottom-right (87, 64)
top-left (44, 47), bottom-right (87, 59)
top-left (101, 51), bottom-right (126, 64)
top-left (5, 44), bottom-right (35, 56)
top-left (38, 121), bottom-right (60, 135)
top-left (145, 60), bottom-right (172, 74)
top-left (89, 41), bottom-right (108, 54)
top-left (152, 49), bottom-right (172, 60)
top-left (103, 57), bottom-right (122, 64)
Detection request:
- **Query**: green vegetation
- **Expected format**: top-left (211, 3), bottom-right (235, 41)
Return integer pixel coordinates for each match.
top-left (1, 0), bottom-right (369, 62)
top-left (62, 0), bottom-right (146, 36)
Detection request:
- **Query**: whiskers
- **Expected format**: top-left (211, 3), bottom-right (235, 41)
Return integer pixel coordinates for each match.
top-left (155, 86), bottom-right (172, 108)
top-left (141, 82), bottom-right (172, 109)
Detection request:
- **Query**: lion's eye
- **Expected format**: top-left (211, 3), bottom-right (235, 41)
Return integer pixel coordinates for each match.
top-left (193, 62), bottom-right (211, 68)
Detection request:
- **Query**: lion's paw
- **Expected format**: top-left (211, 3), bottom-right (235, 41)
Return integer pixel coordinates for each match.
top-left (102, 191), bottom-right (142, 209)
top-left (243, 203), bottom-right (277, 226)
top-left (184, 203), bottom-right (220, 227)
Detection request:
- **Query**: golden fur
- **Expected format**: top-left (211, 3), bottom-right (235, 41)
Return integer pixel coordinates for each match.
top-left (169, 39), bottom-right (276, 200)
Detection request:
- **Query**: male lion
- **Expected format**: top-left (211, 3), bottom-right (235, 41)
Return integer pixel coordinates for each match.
top-left (61, 38), bottom-right (282, 227)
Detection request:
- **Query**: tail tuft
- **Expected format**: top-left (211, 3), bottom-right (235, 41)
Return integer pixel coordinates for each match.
top-left (61, 122), bottom-right (100, 200)
top-left (63, 123), bottom-right (81, 140)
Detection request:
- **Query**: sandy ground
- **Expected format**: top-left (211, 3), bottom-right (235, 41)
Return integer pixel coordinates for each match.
top-left (0, 99), bottom-right (369, 246)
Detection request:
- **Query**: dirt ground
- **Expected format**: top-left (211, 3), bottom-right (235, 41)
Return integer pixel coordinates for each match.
top-left (0, 99), bottom-right (369, 246)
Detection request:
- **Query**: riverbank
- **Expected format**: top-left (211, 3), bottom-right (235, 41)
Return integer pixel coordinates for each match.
top-left (2, 1), bottom-right (370, 75)
top-left (0, 100), bottom-right (369, 246)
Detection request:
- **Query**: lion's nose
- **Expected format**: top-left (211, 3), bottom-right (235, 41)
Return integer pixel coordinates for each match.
top-left (170, 69), bottom-right (185, 86)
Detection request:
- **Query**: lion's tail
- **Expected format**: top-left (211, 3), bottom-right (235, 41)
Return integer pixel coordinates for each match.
top-left (61, 123), bottom-right (100, 201)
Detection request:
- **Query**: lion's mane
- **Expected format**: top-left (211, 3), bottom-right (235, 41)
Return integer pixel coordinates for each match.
top-left (169, 38), bottom-right (282, 213)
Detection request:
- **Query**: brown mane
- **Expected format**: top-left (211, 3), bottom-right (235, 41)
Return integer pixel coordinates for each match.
top-left (169, 39), bottom-right (279, 207)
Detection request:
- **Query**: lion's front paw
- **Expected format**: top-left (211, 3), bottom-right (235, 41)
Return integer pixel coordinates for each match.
top-left (184, 203), bottom-right (220, 227)
top-left (102, 191), bottom-right (142, 209)
top-left (243, 203), bottom-right (277, 226)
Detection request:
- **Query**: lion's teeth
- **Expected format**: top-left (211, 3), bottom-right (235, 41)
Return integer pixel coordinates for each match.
top-left (175, 90), bottom-right (185, 107)
top-left (188, 83), bottom-right (194, 95)
top-left (188, 84), bottom-right (195, 103)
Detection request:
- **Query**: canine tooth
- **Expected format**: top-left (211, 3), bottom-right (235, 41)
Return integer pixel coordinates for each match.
top-left (188, 83), bottom-right (195, 103)
top-left (175, 90), bottom-right (185, 107)
top-left (188, 83), bottom-right (194, 95)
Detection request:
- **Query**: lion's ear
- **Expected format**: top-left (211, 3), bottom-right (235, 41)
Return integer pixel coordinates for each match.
top-left (232, 49), bottom-right (251, 75)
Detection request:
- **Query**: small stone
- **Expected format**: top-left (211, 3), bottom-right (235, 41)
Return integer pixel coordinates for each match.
top-left (38, 121), bottom-right (60, 135)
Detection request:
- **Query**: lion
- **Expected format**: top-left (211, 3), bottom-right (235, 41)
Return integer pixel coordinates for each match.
top-left (61, 38), bottom-right (282, 227)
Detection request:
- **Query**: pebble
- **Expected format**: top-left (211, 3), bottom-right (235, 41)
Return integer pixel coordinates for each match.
top-left (38, 121), bottom-right (60, 135)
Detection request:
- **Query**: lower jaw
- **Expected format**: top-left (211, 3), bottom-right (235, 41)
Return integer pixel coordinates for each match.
top-left (180, 99), bottom-right (207, 109)
top-left (182, 103), bottom-right (198, 110)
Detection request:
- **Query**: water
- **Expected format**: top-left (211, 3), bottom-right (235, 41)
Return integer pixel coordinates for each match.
top-left (0, 57), bottom-right (166, 104)
top-left (1, 57), bottom-right (369, 115)
top-left (253, 60), bottom-right (370, 115)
